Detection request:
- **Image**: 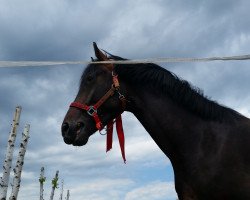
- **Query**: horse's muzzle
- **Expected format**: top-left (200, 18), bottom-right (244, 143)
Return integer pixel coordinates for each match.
top-left (61, 121), bottom-right (88, 146)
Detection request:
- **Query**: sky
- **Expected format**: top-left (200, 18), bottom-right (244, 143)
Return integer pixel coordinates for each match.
top-left (0, 0), bottom-right (250, 199)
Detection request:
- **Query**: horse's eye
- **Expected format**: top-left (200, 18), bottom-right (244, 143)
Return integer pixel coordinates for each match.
top-left (99, 71), bottom-right (106, 75)
top-left (87, 75), bottom-right (93, 82)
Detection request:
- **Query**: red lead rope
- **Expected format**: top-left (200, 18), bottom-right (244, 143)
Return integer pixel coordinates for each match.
top-left (106, 115), bottom-right (126, 163)
top-left (106, 121), bottom-right (114, 152)
top-left (115, 115), bottom-right (126, 163)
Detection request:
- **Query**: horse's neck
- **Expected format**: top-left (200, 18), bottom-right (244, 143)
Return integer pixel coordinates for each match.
top-left (126, 87), bottom-right (207, 166)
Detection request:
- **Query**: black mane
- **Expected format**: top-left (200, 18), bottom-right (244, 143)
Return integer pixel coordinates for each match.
top-left (106, 56), bottom-right (242, 122)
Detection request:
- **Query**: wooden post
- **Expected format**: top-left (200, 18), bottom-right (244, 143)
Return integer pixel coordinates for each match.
top-left (59, 180), bottom-right (64, 200)
top-left (39, 167), bottom-right (46, 200)
top-left (66, 190), bottom-right (70, 200)
top-left (9, 124), bottom-right (30, 200)
top-left (0, 106), bottom-right (22, 200)
top-left (49, 170), bottom-right (59, 200)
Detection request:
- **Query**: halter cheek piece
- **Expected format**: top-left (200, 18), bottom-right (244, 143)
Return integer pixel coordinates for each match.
top-left (69, 72), bottom-right (127, 163)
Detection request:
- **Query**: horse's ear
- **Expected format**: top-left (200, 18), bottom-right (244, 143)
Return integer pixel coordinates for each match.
top-left (93, 42), bottom-right (108, 61)
top-left (93, 42), bottom-right (113, 71)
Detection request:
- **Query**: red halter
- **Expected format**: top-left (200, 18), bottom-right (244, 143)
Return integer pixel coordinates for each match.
top-left (70, 72), bottom-right (127, 163)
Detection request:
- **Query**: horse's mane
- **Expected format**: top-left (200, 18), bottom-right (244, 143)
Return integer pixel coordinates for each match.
top-left (105, 54), bottom-right (243, 122)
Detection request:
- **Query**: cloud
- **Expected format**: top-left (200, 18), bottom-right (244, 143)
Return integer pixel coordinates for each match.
top-left (70, 178), bottom-right (134, 200)
top-left (125, 181), bottom-right (177, 200)
top-left (0, 0), bottom-right (250, 200)
top-left (0, 0), bottom-right (120, 60)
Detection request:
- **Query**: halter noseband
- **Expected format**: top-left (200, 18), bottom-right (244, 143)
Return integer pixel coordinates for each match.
top-left (69, 71), bottom-right (127, 163)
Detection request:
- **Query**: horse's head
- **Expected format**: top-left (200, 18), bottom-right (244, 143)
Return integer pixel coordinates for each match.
top-left (61, 43), bottom-right (126, 146)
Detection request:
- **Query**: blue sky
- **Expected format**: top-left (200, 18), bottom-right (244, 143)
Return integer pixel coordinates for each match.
top-left (0, 0), bottom-right (250, 199)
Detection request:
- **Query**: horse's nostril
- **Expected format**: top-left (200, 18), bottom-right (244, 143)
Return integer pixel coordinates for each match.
top-left (76, 122), bottom-right (84, 134)
top-left (61, 122), bottom-right (69, 136)
top-left (77, 122), bottom-right (84, 128)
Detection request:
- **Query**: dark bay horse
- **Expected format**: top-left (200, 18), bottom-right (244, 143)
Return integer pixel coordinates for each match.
top-left (62, 43), bottom-right (250, 200)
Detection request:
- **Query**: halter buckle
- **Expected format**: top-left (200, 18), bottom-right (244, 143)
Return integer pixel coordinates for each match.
top-left (87, 106), bottom-right (97, 116)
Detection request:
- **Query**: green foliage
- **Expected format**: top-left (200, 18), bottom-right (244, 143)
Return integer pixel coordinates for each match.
top-left (51, 177), bottom-right (59, 188)
top-left (39, 177), bottom-right (46, 184)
